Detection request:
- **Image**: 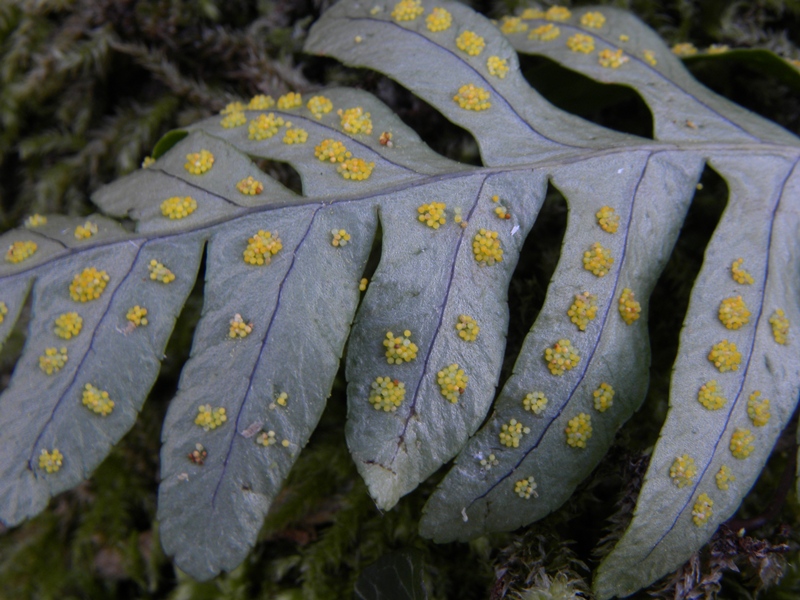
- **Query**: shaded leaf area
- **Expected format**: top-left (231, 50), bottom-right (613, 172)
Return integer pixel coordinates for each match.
top-left (354, 550), bottom-right (428, 600)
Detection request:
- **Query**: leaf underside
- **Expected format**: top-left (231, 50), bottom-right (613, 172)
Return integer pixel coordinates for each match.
top-left (0, 1), bottom-right (798, 595)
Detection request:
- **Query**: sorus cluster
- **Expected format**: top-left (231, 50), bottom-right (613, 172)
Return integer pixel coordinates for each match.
top-left (337, 158), bottom-right (375, 181)
top-left (338, 107), bottom-right (373, 135)
top-left (39, 346), bottom-right (68, 375)
top-left (453, 84), bottom-right (491, 111)
top-left (669, 454), bottom-right (697, 488)
top-left (359, 278), bottom-right (369, 292)
top-left (249, 113), bottom-right (285, 140)
top-left (148, 260), bottom-right (175, 284)
top-left (456, 314), bottom-right (479, 341)
top-left (618, 288), bottom-right (641, 325)
top-left (331, 229), bottom-right (351, 247)
top-left (596, 206), bottom-right (619, 233)
top-left (544, 338), bottom-right (580, 376)
top-left (391, 0), bottom-right (424, 21)
top-left (418, 202), bottom-right (446, 229)
top-left (437, 363), bottom-right (468, 403)
top-left (6, 240), bottom-right (37, 264)
top-left (274, 392), bottom-right (288, 407)
top-left (161, 196), bottom-right (197, 219)
top-left (708, 340), bottom-right (741, 372)
top-left (583, 242), bottom-right (613, 276)
top-left (74, 221), bottom-right (98, 240)
top-left (769, 309), bottom-right (789, 344)
top-left (0, 301), bottom-right (8, 324)
top-left (698, 380), bottom-right (726, 410)
top-left (519, 8), bottom-right (544, 19)
top-left (257, 430), bottom-right (277, 446)
top-left (243, 230), bottom-right (283, 265)
top-left (598, 49), bottom-right (629, 68)
top-left (221, 111), bottom-right (246, 128)
top-left (184, 150), bottom-right (214, 174)
top-left (692, 493), bottom-right (713, 526)
top-left (643, 50), bottom-right (657, 66)
top-left (248, 94), bottom-right (275, 110)
top-left (384, 330), bottom-right (418, 364)
top-left (220, 102), bottom-right (244, 115)
top-left (70, 267), bottom-right (109, 302)
top-left (730, 258), bottom-right (754, 284)
top-left (718, 296), bottom-right (750, 329)
top-left (39, 448), bottom-right (64, 473)
top-left (480, 453), bottom-right (499, 469)
top-left (499, 418), bottom-right (530, 448)
top-left (82, 383), bottom-right (114, 416)
top-left (523, 391), bottom-right (548, 415)
top-left (283, 128), bottom-right (308, 145)
top-left (545, 6), bottom-right (571, 21)
top-left (494, 205), bottom-right (510, 220)
top-left (368, 376), bottom-right (406, 412)
top-left (426, 7), bottom-right (452, 31)
top-left (593, 382), bottom-right (614, 412)
top-left (315, 139), bottom-right (352, 163)
top-left (567, 292), bottom-right (598, 331)
top-left (126, 305), bottom-right (148, 327)
top-left (307, 95), bottom-right (333, 119)
top-left (229, 313), bottom-right (253, 338)
top-left (188, 443), bottom-right (207, 465)
top-left (499, 17), bottom-right (527, 35)
top-left (277, 92), bottom-right (302, 110)
top-left (472, 229), bottom-right (503, 265)
top-left (514, 476), bottom-right (538, 499)
top-left (142, 156), bottom-right (156, 168)
top-left (580, 11), bottom-right (606, 28)
top-left (456, 31), bottom-right (486, 56)
top-left (529, 24), bottom-right (560, 41)
top-left (236, 176), bottom-right (264, 195)
top-left (715, 465), bottom-right (735, 490)
top-left (25, 214), bottom-right (47, 228)
top-left (195, 404), bottom-right (227, 431)
top-left (54, 312), bottom-right (82, 339)
top-left (747, 391), bottom-right (770, 427)
top-left (729, 428), bottom-right (755, 459)
top-left (567, 34), bottom-right (595, 54)
top-left (565, 412), bottom-right (592, 448)
top-left (672, 43), bottom-right (698, 57)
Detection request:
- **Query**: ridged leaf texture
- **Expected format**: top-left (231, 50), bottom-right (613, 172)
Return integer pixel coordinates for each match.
top-left (1, 2), bottom-right (798, 596)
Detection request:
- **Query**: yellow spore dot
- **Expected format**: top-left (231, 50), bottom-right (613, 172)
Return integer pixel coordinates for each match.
top-left (369, 376), bottom-right (406, 412)
top-left (618, 288), bottom-right (641, 325)
top-left (148, 259), bottom-right (175, 284)
top-left (454, 207), bottom-right (463, 224)
top-left (529, 23), bottom-right (560, 41)
top-left (707, 44), bottom-right (729, 54)
top-left (769, 309), bottom-right (789, 344)
top-left (426, 7), bottom-right (452, 32)
top-left (596, 206), bottom-right (620, 233)
top-left (195, 404), bottom-right (227, 431)
top-left (5, 240), bottom-right (38, 264)
top-left (669, 454), bottom-right (697, 488)
top-left (598, 48), bottom-right (629, 68)
top-left (619, 34), bottom-right (630, 42)
top-left (472, 229), bottom-right (502, 265)
top-left (69, 267), bottom-right (109, 302)
top-left (731, 258), bottom-right (755, 285)
top-left (580, 11), bottom-right (606, 28)
top-left (126, 305), bottom-right (148, 327)
top-left (672, 42), bottom-right (698, 57)
top-left (499, 17), bottom-right (527, 35)
top-left (283, 128), bottom-right (308, 144)
top-left (480, 453), bottom-right (499, 469)
top-left (456, 314), bottom-right (479, 342)
top-left (0, 301), bottom-right (8, 325)
top-left (391, 0), bottom-right (423, 21)
top-left (54, 312), bottom-right (82, 339)
top-left (276, 392), bottom-right (288, 407)
top-left (418, 202), bottom-right (447, 229)
top-left (359, 278), bottom-right (368, 292)
top-left (499, 418), bottom-right (530, 448)
top-left (220, 101), bottom-right (245, 115)
top-left (160, 196), bottom-right (197, 219)
top-left (221, 111), bottom-right (246, 128)
top-left (248, 113), bottom-right (285, 140)
top-left (643, 49), bottom-right (657, 66)
top-left (82, 383), bottom-right (114, 416)
top-left (229, 313), bottom-right (252, 338)
top-left (568, 292), bottom-right (598, 331)
top-left (453, 84), bottom-right (491, 111)
top-left (715, 465), bottom-right (735, 490)
top-left (565, 412), bottom-right (592, 448)
top-left (730, 428), bottom-right (755, 459)
top-left (486, 55), bottom-right (510, 78)
top-left (583, 242), bottom-right (613, 276)
top-left (236, 176), bottom-right (264, 195)
top-left (276, 92), bottom-right (302, 110)
top-left (545, 6), bottom-right (571, 21)
top-left (747, 391), bottom-right (770, 427)
top-left (306, 95), bottom-right (333, 118)
top-left (523, 391), bottom-right (548, 415)
top-left (338, 107), bottom-right (373, 135)
top-left (39, 346), bottom-right (68, 375)
top-left (514, 476), bottom-right (538, 499)
top-left (593, 382), bottom-right (614, 412)
top-left (692, 493), bottom-right (713, 526)
top-left (567, 33), bottom-right (595, 54)
top-left (38, 448), bottom-right (63, 473)
top-left (520, 8), bottom-right (545, 19)
top-left (25, 214), bottom-right (47, 228)
top-left (456, 31), bottom-right (486, 56)
top-left (698, 380), bottom-right (726, 410)
top-left (184, 149), bottom-right (214, 174)
top-left (257, 430), bottom-right (277, 446)
top-left (74, 221), bottom-right (98, 240)
top-left (315, 139), bottom-right (352, 163)
top-left (708, 340), bottom-right (741, 372)
top-left (437, 363), bottom-right (468, 403)
top-left (248, 94), bottom-right (275, 109)
top-left (494, 205), bottom-right (511, 219)
top-left (384, 329), bottom-right (418, 364)
top-left (545, 339), bottom-right (580, 376)
top-left (337, 158), bottom-right (375, 181)
top-left (718, 296), bottom-right (750, 329)
top-left (142, 156), bottom-right (155, 168)
top-left (281, 439), bottom-right (290, 448)
top-left (331, 228), bottom-right (351, 247)
top-left (243, 230), bottom-right (282, 265)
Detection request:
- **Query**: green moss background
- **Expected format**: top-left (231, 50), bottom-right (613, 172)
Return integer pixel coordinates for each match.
top-left (1, 1), bottom-right (800, 598)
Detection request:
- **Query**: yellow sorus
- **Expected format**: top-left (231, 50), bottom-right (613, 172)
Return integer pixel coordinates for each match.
top-left (486, 55), bottom-right (510, 78)
top-left (276, 92), bottom-right (301, 110)
top-left (514, 476), bottom-right (538, 499)
top-left (708, 340), bottom-right (741, 373)
top-left (618, 288), bottom-right (642, 325)
top-left (730, 428), bottom-right (755, 459)
top-left (565, 412), bottom-right (592, 448)
top-left (769, 309), bottom-right (789, 344)
top-left (707, 44), bottom-right (729, 54)
top-left (38, 448), bottom-right (64, 473)
top-left (82, 383), bottom-right (114, 416)
top-left (454, 207), bottom-right (463, 224)
top-left (718, 296), bottom-right (750, 329)
top-left (338, 107), bottom-right (373, 135)
top-left (141, 156), bottom-right (156, 168)
top-left (391, 0), bottom-right (423, 21)
top-left (70, 267), bottom-right (109, 302)
top-left (499, 17), bottom-right (527, 35)
top-left (529, 24), bottom-right (560, 41)
top-left (583, 242), bottom-right (613, 276)
top-left (545, 339), bottom-right (580, 376)
top-left (669, 454), bottom-right (697, 488)
top-left (715, 465), bottom-right (735, 490)
top-left (499, 418), bottom-right (530, 448)
top-left (243, 230), bottom-right (282, 265)
top-left (275, 392), bottom-right (288, 407)
top-left (195, 404), bottom-right (227, 431)
top-left (691, 493), bottom-right (713, 526)
top-left (315, 139), bottom-right (352, 163)
top-left (426, 7), bottom-right (452, 32)
top-left (672, 42), bottom-right (698, 57)
top-left (74, 221), bottom-right (98, 240)
top-left (456, 314), bottom-right (479, 342)
top-left (456, 31), bottom-right (486, 56)
top-left (229, 313), bottom-right (253, 338)
top-left (257, 430), bottom-right (277, 446)
top-left (731, 258), bottom-right (755, 284)
top-left (248, 94), bottom-right (275, 109)
top-left (220, 101), bottom-right (245, 115)
top-left (306, 95), bottom-right (333, 118)
top-left (437, 363), bottom-right (468, 403)
top-left (331, 228), bottom-right (351, 247)
top-left (221, 111), bottom-right (246, 128)
top-left (39, 346), bottom-right (68, 374)
top-left (580, 11), bottom-right (606, 28)
top-left (126, 305), bottom-right (148, 327)
top-left (418, 202), bottom-right (447, 229)
top-left (593, 382), bottom-right (614, 412)
top-left (598, 48), bottom-right (629, 68)
top-left (494, 205), bottom-right (511, 219)
top-left (523, 391), bottom-right (547, 415)
top-left (384, 330), bottom-right (418, 364)
top-left (747, 391), bottom-right (770, 427)
top-left (453, 84), bottom-right (491, 111)
top-left (567, 33), bottom-right (595, 54)
top-left (6, 240), bottom-right (37, 263)
top-left (160, 196), bottom-right (197, 219)
top-left (698, 380), bottom-right (726, 410)
top-left (248, 113), bottom-right (285, 140)
top-left (281, 439), bottom-right (290, 448)
top-left (54, 312), bottom-right (82, 339)
top-left (480, 453), bottom-right (499, 469)
top-left (545, 6), bottom-right (571, 21)
top-left (491, 194), bottom-right (500, 203)
top-left (184, 150), bottom-right (214, 174)
top-left (472, 229), bottom-right (502, 265)
top-left (25, 214), bottom-right (47, 228)
top-left (619, 34), bottom-right (630, 42)
top-left (368, 376), bottom-right (406, 412)
top-left (643, 50), bottom-right (657, 66)
top-left (148, 260), bottom-right (175, 284)
top-left (236, 176), bottom-right (264, 195)
top-left (596, 206), bottom-right (620, 233)
top-left (0, 301), bottom-right (7, 325)
top-left (520, 8), bottom-right (545, 19)
top-left (359, 278), bottom-right (369, 291)
top-left (568, 292), bottom-right (598, 331)
top-left (379, 131), bottom-right (393, 146)
top-left (337, 158), bottom-right (375, 181)
top-left (283, 128), bottom-right (308, 144)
